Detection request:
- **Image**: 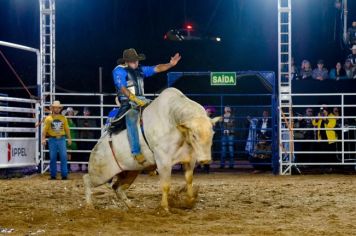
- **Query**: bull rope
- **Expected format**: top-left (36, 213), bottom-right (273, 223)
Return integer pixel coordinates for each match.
top-left (108, 134), bottom-right (124, 171)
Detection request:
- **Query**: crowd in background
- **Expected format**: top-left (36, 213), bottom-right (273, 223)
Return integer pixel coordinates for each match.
top-left (58, 106), bottom-right (97, 172)
top-left (292, 48), bottom-right (356, 81)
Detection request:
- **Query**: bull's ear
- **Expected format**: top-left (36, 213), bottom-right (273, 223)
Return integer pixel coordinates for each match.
top-left (177, 123), bottom-right (190, 137)
top-left (211, 116), bottom-right (222, 125)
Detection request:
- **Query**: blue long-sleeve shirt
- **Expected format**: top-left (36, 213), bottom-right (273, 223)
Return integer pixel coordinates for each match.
top-left (112, 65), bottom-right (156, 90)
top-left (312, 68), bottom-right (329, 80)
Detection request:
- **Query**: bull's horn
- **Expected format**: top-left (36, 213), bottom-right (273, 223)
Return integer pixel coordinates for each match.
top-left (211, 116), bottom-right (222, 125)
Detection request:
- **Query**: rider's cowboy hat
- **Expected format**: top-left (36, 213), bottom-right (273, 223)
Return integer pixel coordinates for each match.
top-left (50, 100), bottom-right (63, 109)
top-left (117, 48), bottom-right (146, 64)
top-left (61, 107), bottom-right (78, 116)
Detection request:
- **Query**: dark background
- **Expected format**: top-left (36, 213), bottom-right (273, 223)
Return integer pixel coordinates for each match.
top-left (1, 0), bottom-right (356, 96)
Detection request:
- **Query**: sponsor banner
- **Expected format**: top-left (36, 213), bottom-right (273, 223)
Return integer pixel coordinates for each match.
top-left (0, 138), bottom-right (37, 167)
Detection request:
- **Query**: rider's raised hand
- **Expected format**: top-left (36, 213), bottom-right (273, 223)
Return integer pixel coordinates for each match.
top-left (169, 53), bottom-right (181, 67)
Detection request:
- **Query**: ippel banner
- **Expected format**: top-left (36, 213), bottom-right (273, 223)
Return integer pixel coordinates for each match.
top-left (0, 138), bottom-right (37, 167)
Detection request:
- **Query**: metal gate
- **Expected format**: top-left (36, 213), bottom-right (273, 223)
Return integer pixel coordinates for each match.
top-left (0, 95), bottom-right (39, 169)
top-left (167, 71), bottom-right (279, 173)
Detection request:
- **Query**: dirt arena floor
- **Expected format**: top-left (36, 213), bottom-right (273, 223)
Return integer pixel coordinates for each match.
top-left (1, 172), bottom-right (356, 236)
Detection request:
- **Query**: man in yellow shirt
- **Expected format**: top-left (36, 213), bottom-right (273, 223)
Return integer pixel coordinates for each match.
top-left (41, 101), bottom-right (72, 180)
top-left (312, 106), bottom-right (337, 163)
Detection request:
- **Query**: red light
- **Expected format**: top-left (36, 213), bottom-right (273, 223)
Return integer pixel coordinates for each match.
top-left (186, 24), bottom-right (193, 30)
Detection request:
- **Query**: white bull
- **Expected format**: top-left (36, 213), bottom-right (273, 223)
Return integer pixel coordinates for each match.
top-left (83, 88), bottom-right (219, 211)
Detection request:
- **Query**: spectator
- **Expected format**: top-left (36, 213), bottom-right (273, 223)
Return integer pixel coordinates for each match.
top-left (332, 107), bottom-right (342, 139)
top-left (299, 60), bottom-right (313, 80)
top-left (248, 110), bottom-right (272, 173)
top-left (298, 108), bottom-right (316, 162)
top-left (204, 106), bottom-right (216, 117)
top-left (78, 107), bottom-right (97, 172)
top-left (344, 59), bottom-right (354, 79)
top-left (300, 108), bottom-right (316, 141)
top-left (332, 107), bottom-right (342, 160)
top-left (347, 45), bottom-right (356, 66)
top-left (41, 101), bottom-right (72, 180)
top-left (257, 110), bottom-right (272, 139)
top-left (245, 116), bottom-right (258, 157)
top-left (312, 106), bottom-right (338, 163)
top-left (312, 60), bottom-right (328, 81)
top-left (220, 106), bottom-right (235, 169)
top-left (62, 107), bottom-right (78, 172)
top-left (291, 57), bottom-right (299, 80)
top-left (329, 62), bottom-right (347, 80)
top-left (347, 22), bottom-right (356, 47)
top-left (293, 112), bottom-right (304, 161)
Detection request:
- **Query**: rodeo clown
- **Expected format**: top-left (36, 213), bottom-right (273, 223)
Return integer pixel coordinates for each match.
top-left (41, 101), bottom-right (72, 180)
top-left (112, 48), bottom-right (181, 164)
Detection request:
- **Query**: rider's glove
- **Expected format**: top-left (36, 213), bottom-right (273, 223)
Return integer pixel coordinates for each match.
top-left (128, 93), bottom-right (146, 107)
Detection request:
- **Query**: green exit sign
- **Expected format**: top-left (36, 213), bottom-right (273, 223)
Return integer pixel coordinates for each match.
top-left (210, 72), bottom-right (237, 86)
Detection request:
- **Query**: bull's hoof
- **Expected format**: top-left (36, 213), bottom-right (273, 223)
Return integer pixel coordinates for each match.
top-left (156, 205), bottom-right (170, 214)
top-left (148, 170), bottom-right (158, 176)
top-left (123, 200), bottom-right (134, 209)
top-left (186, 196), bottom-right (196, 204)
top-left (84, 203), bottom-right (94, 209)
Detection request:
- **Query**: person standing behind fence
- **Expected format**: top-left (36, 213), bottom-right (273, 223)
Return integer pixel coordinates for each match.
top-left (78, 107), bottom-right (97, 172)
top-left (41, 101), bottom-right (72, 180)
top-left (257, 110), bottom-right (272, 140)
top-left (220, 106), bottom-right (235, 169)
top-left (62, 107), bottom-right (78, 172)
top-left (312, 106), bottom-right (338, 163)
top-left (299, 108), bottom-right (316, 162)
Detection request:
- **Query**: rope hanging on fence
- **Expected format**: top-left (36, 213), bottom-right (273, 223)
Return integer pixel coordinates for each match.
top-left (279, 105), bottom-right (295, 158)
top-left (0, 49), bottom-right (36, 99)
top-left (0, 49), bottom-right (43, 122)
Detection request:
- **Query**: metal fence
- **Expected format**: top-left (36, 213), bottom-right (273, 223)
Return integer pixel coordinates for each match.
top-left (0, 95), bottom-right (39, 168)
top-left (40, 92), bottom-right (116, 173)
top-left (39, 92), bottom-right (278, 173)
top-left (280, 93), bottom-right (356, 174)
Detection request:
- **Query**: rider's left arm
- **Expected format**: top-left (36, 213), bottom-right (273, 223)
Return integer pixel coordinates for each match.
top-left (154, 53), bottom-right (181, 73)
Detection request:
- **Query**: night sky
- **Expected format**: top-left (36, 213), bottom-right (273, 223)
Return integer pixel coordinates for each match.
top-left (1, 0), bottom-right (356, 96)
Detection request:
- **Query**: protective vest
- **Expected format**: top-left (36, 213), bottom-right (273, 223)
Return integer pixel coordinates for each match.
top-left (118, 67), bottom-right (145, 97)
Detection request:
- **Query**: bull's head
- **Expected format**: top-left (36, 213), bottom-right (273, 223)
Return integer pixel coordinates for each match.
top-left (177, 116), bottom-right (220, 164)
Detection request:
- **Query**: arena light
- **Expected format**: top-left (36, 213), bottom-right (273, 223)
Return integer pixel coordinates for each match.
top-left (185, 24), bottom-right (193, 30)
top-left (216, 37), bottom-right (221, 42)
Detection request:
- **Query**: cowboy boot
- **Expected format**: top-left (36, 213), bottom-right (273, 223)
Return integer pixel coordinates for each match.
top-left (134, 153), bottom-right (146, 165)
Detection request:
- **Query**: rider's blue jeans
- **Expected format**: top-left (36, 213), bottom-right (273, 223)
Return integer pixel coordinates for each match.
top-left (126, 108), bottom-right (141, 155)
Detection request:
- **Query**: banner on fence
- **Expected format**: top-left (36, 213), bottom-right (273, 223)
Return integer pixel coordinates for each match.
top-left (0, 138), bottom-right (37, 167)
